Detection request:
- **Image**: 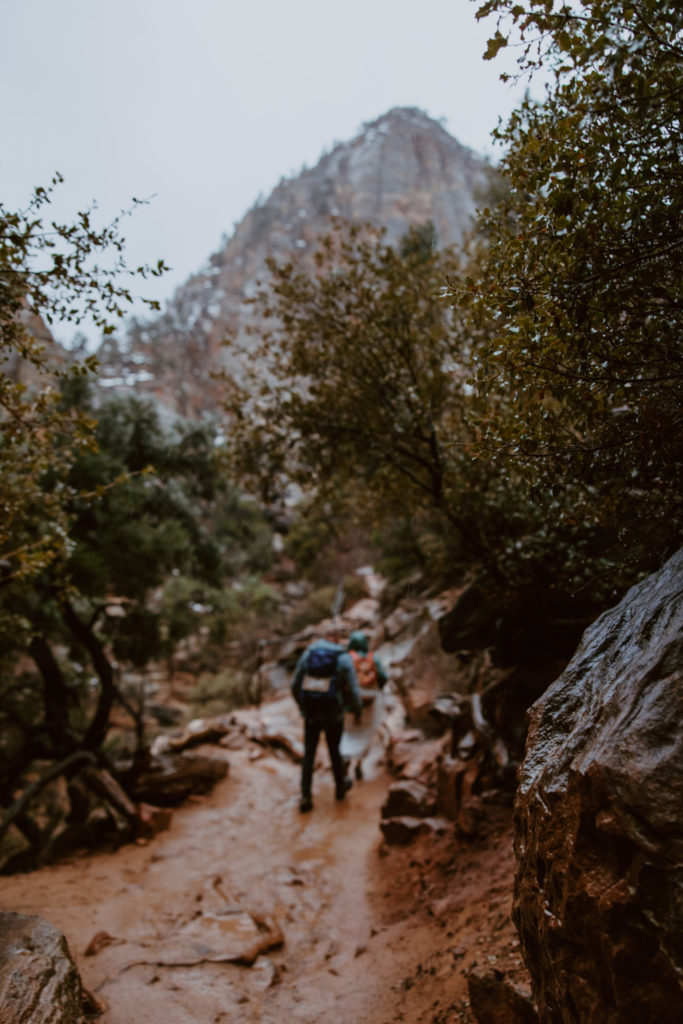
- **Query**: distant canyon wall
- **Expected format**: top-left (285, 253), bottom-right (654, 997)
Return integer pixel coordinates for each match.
top-left (96, 108), bottom-right (491, 420)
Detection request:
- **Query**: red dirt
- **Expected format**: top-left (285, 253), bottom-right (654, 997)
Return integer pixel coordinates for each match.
top-left (0, 698), bottom-right (529, 1023)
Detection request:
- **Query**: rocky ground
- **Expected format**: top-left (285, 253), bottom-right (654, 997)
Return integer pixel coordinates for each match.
top-left (5, 553), bottom-right (679, 1022)
top-left (0, 691), bottom-right (532, 1024)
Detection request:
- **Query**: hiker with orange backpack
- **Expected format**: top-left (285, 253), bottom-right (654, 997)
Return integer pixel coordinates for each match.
top-left (342, 630), bottom-right (389, 780)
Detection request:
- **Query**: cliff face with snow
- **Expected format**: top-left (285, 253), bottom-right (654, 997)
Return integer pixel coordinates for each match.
top-left (97, 108), bottom-right (491, 419)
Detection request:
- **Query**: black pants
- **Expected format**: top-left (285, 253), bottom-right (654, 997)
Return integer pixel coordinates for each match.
top-left (301, 715), bottom-right (346, 799)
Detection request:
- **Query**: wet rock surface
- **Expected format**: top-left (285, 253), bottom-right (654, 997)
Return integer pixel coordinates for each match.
top-left (0, 691), bottom-right (532, 1023)
top-left (0, 912), bottom-right (90, 1024)
top-left (131, 751), bottom-right (229, 807)
top-left (467, 967), bottom-right (539, 1024)
top-left (381, 779), bottom-right (436, 819)
top-left (379, 814), bottom-right (450, 845)
top-left (513, 547), bottom-right (683, 1023)
top-left (0, 564), bottom-right (613, 1023)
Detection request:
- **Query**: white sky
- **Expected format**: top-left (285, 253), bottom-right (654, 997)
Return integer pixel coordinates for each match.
top-left (1, 0), bottom-right (537, 343)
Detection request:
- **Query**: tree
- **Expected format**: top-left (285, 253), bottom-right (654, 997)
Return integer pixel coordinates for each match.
top-left (465, 0), bottom-right (683, 582)
top-left (0, 385), bottom-right (274, 870)
top-left (224, 222), bottom-right (519, 571)
top-left (0, 175), bottom-right (167, 608)
top-left (223, 217), bottom-right (619, 600)
top-left (0, 177), bottom-right (171, 867)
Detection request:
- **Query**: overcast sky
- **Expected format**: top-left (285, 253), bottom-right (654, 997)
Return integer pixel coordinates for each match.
top-left (1, 0), bottom-right (538, 343)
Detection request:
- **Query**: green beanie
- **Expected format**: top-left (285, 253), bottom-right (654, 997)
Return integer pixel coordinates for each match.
top-left (348, 630), bottom-right (369, 654)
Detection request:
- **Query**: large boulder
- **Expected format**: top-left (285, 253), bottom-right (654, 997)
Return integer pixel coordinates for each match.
top-left (381, 779), bottom-right (436, 819)
top-left (468, 967), bottom-right (539, 1024)
top-left (513, 548), bottom-right (683, 1023)
top-left (0, 912), bottom-right (89, 1023)
top-left (132, 751), bottom-right (228, 807)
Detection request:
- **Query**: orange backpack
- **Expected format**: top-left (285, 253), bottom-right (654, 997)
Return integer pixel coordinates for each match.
top-left (350, 650), bottom-right (378, 689)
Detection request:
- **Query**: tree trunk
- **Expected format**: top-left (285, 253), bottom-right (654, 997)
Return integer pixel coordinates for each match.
top-left (61, 599), bottom-right (116, 752)
top-left (0, 750), bottom-right (96, 846)
top-left (29, 633), bottom-right (76, 755)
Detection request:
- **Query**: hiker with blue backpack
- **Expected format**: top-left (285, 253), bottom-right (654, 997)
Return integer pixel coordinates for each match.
top-left (291, 634), bottom-right (363, 813)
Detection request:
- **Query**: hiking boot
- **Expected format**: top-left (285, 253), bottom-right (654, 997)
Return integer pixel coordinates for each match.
top-left (299, 796), bottom-right (313, 813)
top-left (335, 778), bottom-right (352, 801)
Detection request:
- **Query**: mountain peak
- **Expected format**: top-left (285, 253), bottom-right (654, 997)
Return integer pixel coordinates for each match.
top-left (261, 105), bottom-right (490, 254)
top-left (101, 109), bottom-right (490, 419)
top-left (362, 106), bottom-right (451, 134)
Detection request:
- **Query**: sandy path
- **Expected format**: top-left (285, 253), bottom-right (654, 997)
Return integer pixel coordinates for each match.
top-left (0, 695), bottom-right (522, 1023)
top-left (0, 698), bottom-right (407, 1023)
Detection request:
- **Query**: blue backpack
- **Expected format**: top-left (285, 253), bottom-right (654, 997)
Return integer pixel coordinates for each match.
top-left (301, 643), bottom-right (344, 718)
top-left (306, 644), bottom-right (342, 678)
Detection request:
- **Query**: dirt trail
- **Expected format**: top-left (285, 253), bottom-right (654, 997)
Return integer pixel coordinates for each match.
top-left (0, 695), bottom-right (522, 1023)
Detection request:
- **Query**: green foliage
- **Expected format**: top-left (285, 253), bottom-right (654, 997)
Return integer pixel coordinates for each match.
top-left (467, 0), bottom-right (683, 576)
top-left (224, 2), bottom-right (681, 600)
top-left (284, 505), bottom-right (338, 577)
top-left (241, 577), bottom-right (281, 616)
top-left (372, 513), bottom-right (452, 586)
top-left (59, 391), bottom-right (278, 664)
top-left (223, 222), bottom-right (522, 576)
top-left (340, 573), bottom-right (369, 609)
top-left (210, 491), bottom-right (274, 576)
top-left (0, 373), bottom-right (277, 860)
top-left (224, 216), bottom-right (616, 597)
top-left (0, 176), bottom-right (167, 593)
top-left (287, 585), bottom-right (338, 632)
top-left (109, 605), bottom-right (162, 669)
top-left (67, 395), bottom-right (222, 592)
top-left (225, 223), bottom-right (460, 508)
top-left (159, 574), bottom-right (221, 652)
top-left (0, 179), bottom-right (285, 866)
top-left (190, 667), bottom-right (252, 717)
